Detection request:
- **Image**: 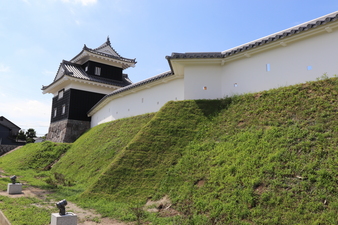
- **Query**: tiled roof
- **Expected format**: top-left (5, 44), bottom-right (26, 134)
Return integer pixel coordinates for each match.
top-left (92, 37), bottom-right (122, 57)
top-left (167, 52), bottom-right (223, 59)
top-left (88, 71), bottom-right (173, 114)
top-left (106, 71), bottom-right (172, 95)
top-left (42, 60), bottom-right (132, 90)
top-left (167, 11), bottom-right (338, 60)
top-left (71, 38), bottom-right (136, 64)
top-left (83, 46), bottom-right (136, 64)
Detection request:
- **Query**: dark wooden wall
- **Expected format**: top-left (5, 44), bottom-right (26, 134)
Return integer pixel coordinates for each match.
top-left (81, 61), bottom-right (123, 81)
top-left (50, 89), bottom-right (105, 123)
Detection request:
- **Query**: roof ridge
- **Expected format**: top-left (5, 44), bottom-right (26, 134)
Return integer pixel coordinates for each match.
top-left (92, 37), bottom-right (122, 58)
top-left (221, 11), bottom-right (338, 54)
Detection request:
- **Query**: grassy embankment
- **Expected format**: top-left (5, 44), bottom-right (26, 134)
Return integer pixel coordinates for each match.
top-left (0, 76), bottom-right (338, 224)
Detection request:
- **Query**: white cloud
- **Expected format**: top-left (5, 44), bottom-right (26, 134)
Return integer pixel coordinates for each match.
top-left (0, 99), bottom-right (51, 136)
top-left (6, 100), bottom-right (50, 119)
top-left (60, 0), bottom-right (97, 6)
top-left (43, 70), bottom-right (56, 77)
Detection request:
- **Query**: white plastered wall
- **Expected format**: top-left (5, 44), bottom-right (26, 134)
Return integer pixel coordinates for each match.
top-left (91, 23), bottom-right (338, 127)
top-left (221, 29), bottom-right (338, 97)
top-left (183, 65), bottom-right (222, 100)
top-left (91, 78), bottom-right (184, 127)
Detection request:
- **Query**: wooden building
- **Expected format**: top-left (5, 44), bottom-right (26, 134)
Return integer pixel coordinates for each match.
top-left (0, 116), bottom-right (21, 145)
top-left (42, 38), bottom-right (136, 142)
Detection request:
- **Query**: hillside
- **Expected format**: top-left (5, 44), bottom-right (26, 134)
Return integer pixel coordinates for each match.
top-left (0, 76), bottom-right (338, 224)
top-left (50, 113), bottom-right (155, 187)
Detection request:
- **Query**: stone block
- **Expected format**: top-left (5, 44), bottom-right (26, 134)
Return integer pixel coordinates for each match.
top-left (7, 183), bottom-right (22, 194)
top-left (51, 213), bottom-right (77, 225)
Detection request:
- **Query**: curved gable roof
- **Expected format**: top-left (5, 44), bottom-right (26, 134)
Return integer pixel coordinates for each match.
top-left (42, 60), bottom-right (132, 92)
top-left (71, 37), bottom-right (136, 68)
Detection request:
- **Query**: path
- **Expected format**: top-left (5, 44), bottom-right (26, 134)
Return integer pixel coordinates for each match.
top-left (0, 185), bottom-right (130, 225)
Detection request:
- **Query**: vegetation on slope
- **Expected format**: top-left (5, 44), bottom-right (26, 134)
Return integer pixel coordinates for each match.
top-left (156, 77), bottom-right (338, 224)
top-left (79, 76), bottom-right (338, 224)
top-left (0, 141), bottom-right (70, 189)
top-left (0, 76), bottom-right (338, 224)
top-left (50, 113), bottom-right (155, 187)
top-left (83, 100), bottom-right (222, 199)
top-left (0, 142), bottom-right (70, 225)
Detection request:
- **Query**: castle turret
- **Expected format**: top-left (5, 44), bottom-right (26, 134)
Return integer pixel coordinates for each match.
top-left (42, 38), bottom-right (136, 142)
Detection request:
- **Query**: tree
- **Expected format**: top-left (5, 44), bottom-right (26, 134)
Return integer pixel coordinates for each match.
top-left (25, 128), bottom-right (37, 143)
top-left (17, 130), bottom-right (26, 141)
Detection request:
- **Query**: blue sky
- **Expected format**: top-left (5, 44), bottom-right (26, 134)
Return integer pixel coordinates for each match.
top-left (0, 0), bottom-right (337, 136)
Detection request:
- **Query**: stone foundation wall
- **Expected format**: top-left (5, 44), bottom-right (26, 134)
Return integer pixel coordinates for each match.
top-left (47, 119), bottom-right (90, 143)
top-left (0, 145), bottom-right (22, 156)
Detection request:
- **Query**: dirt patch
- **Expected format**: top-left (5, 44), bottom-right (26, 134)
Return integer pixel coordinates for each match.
top-left (0, 186), bottom-right (129, 225)
top-left (145, 195), bottom-right (180, 217)
top-left (195, 179), bottom-right (205, 188)
top-left (254, 184), bottom-right (266, 195)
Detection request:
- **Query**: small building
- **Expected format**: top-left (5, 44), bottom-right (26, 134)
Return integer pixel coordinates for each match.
top-left (42, 38), bottom-right (136, 143)
top-left (0, 116), bottom-right (21, 145)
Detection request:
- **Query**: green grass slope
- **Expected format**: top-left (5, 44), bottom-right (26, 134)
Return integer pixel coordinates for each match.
top-left (0, 141), bottom-right (70, 189)
top-left (83, 100), bottom-right (222, 201)
top-left (154, 77), bottom-right (338, 224)
top-left (50, 113), bottom-right (155, 187)
top-left (80, 77), bottom-right (338, 224)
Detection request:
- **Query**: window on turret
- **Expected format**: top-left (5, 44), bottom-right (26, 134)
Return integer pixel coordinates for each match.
top-left (53, 108), bottom-right (57, 118)
top-left (58, 89), bottom-right (64, 99)
top-left (62, 105), bottom-right (66, 115)
top-left (95, 67), bottom-right (101, 75)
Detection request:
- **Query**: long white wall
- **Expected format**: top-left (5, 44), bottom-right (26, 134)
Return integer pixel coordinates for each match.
top-left (221, 29), bottom-right (338, 98)
top-left (91, 24), bottom-right (338, 127)
top-left (91, 78), bottom-right (184, 127)
top-left (181, 28), bottom-right (338, 100)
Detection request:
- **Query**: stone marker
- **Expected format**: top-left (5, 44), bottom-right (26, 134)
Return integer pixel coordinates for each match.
top-left (7, 175), bottom-right (22, 194)
top-left (51, 199), bottom-right (77, 225)
top-left (51, 212), bottom-right (77, 225)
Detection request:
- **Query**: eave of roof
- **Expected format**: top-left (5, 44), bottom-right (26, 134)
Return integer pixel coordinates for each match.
top-left (42, 74), bottom-right (122, 94)
top-left (0, 116), bottom-right (21, 129)
top-left (62, 60), bottom-right (131, 86)
top-left (42, 60), bottom-right (131, 93)
top-left (84, 46), bottom-right (136, 64)
top-left (87, 71), bottom-right (175, 116)
top-left (70, 38), bottom-right (136, 68)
